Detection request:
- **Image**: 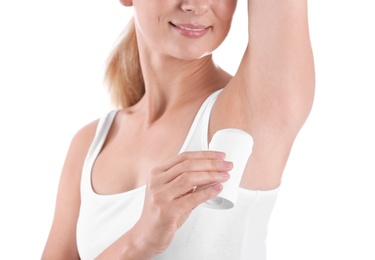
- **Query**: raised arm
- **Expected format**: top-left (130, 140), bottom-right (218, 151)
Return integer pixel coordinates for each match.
top-left (244, 0), bottom-right (315, 128)
top-left (211, 0), bottom-right (315, 189)
top-left (214, 0), bottom-right (314, 137)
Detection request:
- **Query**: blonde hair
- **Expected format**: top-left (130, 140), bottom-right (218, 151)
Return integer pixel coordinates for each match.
top-left (105, 18), bottom-right (145, 108)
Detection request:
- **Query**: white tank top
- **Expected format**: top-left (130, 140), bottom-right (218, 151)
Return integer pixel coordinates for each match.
top-left (76, 90), bottom-right (279, 259)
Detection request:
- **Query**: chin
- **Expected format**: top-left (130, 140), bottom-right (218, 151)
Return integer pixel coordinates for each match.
top-left (169, 46), bottom-right (216, 61)
top-left (176, 52), bottom-right (212, 61)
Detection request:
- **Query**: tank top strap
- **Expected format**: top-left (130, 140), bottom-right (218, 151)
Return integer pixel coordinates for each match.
top-left (87, 110), bottom-right (118, 162)
top-left (179, 88), bottom-right (223, 153)
top-left (81, 110), bottom-right (118, 197)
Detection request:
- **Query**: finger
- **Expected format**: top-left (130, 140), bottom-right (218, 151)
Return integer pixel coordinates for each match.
top-left (157, 151), bottom-right (226, 172)
top-left (160, 158), bottom-right (233, 184)
top-left (175, 183), bottom-right (224, 210)
top-left (166, 171), bottom-right (230, 198)
top-left (149, 151), bottom-right (231, 186)
top-left (193, 183), bottom-right (214, 193)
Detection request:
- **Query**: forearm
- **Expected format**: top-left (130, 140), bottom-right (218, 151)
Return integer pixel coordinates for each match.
top-left (95, 227), bottom-right (153, 260)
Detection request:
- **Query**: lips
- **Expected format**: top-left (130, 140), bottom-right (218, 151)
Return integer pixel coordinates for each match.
top-left (170, 22), bottom-right (211, 39)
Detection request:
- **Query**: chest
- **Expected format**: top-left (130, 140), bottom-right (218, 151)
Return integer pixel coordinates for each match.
top-left (91, 116), bottom-right (192, 195)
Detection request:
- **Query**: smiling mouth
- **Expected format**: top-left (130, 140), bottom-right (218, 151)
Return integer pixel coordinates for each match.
top-left (169, 22), bottom-right (210, 31)
top-left (169, 22), bottom-right (211, 39)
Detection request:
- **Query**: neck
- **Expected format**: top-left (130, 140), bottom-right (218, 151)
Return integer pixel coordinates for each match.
top-left (133, 43), bottom-right (231, 125)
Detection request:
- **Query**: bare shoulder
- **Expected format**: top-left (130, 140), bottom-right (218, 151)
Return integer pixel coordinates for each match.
top-left (58, 118), bottom-right (100, 197)
top-left (60, 118), bottom-right (100, 180)
top-left (42, 118), bottom-right (99, 259)
top-left (69, 119), bottom-right (100, 160)
top-left (59, 117), bottom-right (101, 202)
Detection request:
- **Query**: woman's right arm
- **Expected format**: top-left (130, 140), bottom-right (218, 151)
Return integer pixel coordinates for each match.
top-left (42, 120), bottom-right (99, 259)
top-left (96, 151), bottom-right (232, 259)
top-left (42, 122), bottom-right (231, 259)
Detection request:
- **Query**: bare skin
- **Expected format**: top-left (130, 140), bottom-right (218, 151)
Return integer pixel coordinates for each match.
top-left (42, 0), bottom-right (315, 259)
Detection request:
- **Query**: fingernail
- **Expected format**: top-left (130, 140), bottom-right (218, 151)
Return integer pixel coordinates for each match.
top-left (222, 161), bottom-right (233, 169)
top-left (215, 152), bottom-right (226, 159)
top-left (212, 184), bottom-right (223, 191)
top-left (218, 172), bottom-right (230, 179)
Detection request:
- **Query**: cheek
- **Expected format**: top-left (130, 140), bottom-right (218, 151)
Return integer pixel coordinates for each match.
top-left (216, 0), bottom-right (237, 14)
top-left (216, 1), bottom-right (237, 29)
top-left (133, 9), bottom-right (159, 40)
top-left (133, 1), bottom-right (169, 33)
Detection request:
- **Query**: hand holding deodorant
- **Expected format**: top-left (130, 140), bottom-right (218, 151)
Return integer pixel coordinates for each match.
top-left (202, 128), bottom-right (253, 209)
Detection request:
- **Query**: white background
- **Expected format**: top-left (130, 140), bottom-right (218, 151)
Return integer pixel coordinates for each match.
top-left (1, 0), bottom-right (374, 259)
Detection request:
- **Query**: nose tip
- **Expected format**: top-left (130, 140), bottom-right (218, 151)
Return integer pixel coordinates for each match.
top-left (181, 1), bottom-right (209, 15)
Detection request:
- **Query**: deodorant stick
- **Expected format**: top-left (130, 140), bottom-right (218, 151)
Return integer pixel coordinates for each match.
top-left (202, 128), bottom-right (253, 209)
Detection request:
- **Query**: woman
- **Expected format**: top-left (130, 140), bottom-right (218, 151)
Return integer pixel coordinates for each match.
top-left (42, 0), bottom-right (314, 259)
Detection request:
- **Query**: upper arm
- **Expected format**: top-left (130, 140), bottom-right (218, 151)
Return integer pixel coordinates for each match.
top-left (210, 0), bottom-right (315, 189)
top-left (214, 0), bottom-right (315, 138)
top-left (42, 119), bottom-right (99, 259)
top-left (246, 0), bottom-right (314, 129)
